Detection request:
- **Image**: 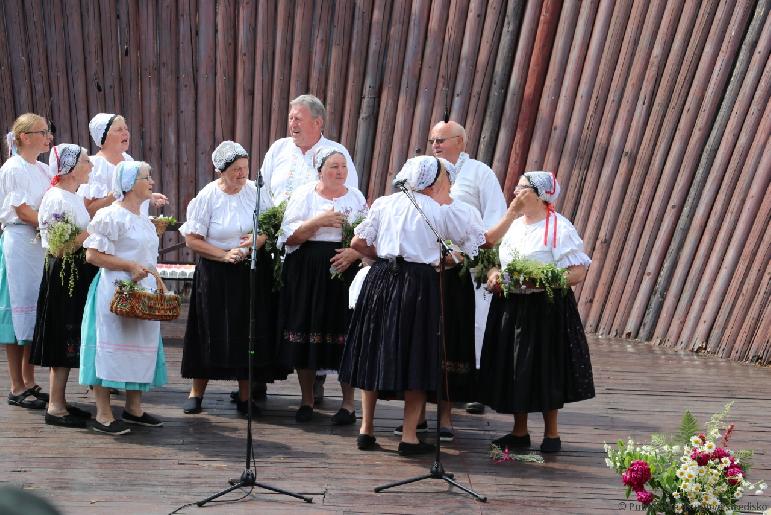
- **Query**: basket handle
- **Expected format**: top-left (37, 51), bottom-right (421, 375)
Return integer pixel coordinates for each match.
top-left (149, 270), bottom-right (167, 294)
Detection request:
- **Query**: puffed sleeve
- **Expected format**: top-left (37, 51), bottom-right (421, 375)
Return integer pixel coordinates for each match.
top-left (260, 144), bottom-right (275, 200)
top-left (255, 180), bottom-right (275, 214)
top-left (77, 181), bottom-right (110, 200)
top-left (178, 186), bottom-right (213, 238)
top-left (353, 196), bottom-right (383, 246)
top-left (345, 188), bottom-right (368, 223)
top-left (552, 215), bottom-right (592, 268)
top-left (478, 166), bottom-right (507, 229)
top-left (440, 202), bottom-right (486, 258)
top-left (83, 208), bottom-right (128, 255)
top-left (4, 167), bottom-right (35, 208)
top-left (277, 182), bottom-right (313, 249)
top-left (38, 194), bottom-right (74, 229)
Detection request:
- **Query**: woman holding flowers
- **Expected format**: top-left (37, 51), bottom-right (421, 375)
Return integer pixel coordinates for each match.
top-left (80, 161), bottom-right (166, 435)
top-left (480, 171), bottom-right (595, 453)
top-left (277, 147), bottom-right (366, 425)
top-left (179, 141), bottom-right (285, 416)
top-left (0, 113), bottom-right (53, 409)
top-left (30, 144), bottom-right (99, 427)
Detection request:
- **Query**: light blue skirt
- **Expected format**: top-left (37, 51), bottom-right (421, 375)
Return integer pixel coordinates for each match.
top-left (79, 271), bottom-right (168, 391)
top-left (0, 234), bottom-right (21, 345)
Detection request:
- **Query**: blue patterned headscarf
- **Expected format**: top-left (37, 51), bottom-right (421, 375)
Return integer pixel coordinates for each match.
top-left (112, 160), bottom-right (148, 200)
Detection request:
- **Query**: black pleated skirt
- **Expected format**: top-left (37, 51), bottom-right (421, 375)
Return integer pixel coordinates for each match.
top-left (277, 240), bottom-right (357, 371)
top-left (30, 251), bottom-right (98, 368)
top-left (479, 289), bottom-right (595, 413)
top-left (339, 258), bottom-right (443, 397)
top-left (181, 252), bottom-right (289, 381)
top-left (441, 266), bottom-right (477, 402)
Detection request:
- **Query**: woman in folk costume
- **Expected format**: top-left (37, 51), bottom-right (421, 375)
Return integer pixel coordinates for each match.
top-left (1, 113), bottom-right (53, 409)
top-left (180, 141), bottom-right (288, 416)
top-left (80, 161), bottom-right (167, 435)
top-left (30, 144), bottom-right (99, 427)
top-left (480, 172), bottom-right (595, 453)
top-left (339, 155), bottom-right (496, 456)
top-left (78, 113), bottom-right (168, 216)
top-left (276, 146), bottom-right (367, 425)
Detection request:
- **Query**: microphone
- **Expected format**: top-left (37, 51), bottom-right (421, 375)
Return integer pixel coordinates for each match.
top-left (393, 178), bottom-right (409, 190)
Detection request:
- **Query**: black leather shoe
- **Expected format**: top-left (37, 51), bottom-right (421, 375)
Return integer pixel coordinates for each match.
top-left (540, 436), bottom-right (561, 453)
top-left (295, 405), bottom-right (313, 422)
top-left (492, 433), bottom-right (531, 449)
top-left (45, 412), bottom-right (87, 428)
top-left (356, 434), bottom-right (377, 450)
top-left (465, 402), bottom-right (485, 414)
top-left (183, 396), bottom-right (203, 414)
top-left (398, 441), bottom-right (435, 457)
top-left (331, 408), bottom-right (356, 426)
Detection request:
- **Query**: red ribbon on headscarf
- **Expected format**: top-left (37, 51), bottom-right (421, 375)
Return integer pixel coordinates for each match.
top-left (543, 173), bottom-right (558, 248)
top-left (50, 175), bottom-right (61, 186)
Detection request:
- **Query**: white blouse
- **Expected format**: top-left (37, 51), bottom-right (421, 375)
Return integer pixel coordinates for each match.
top-left (499, 213), bottom-right (592, 270)
top-left (77, 153), bottom-right (133, 200)
top-left (449, 153), bottom-right (507, 229)
top-left (354, 192), bottom-right (486, 266)
top-left (0, 155), bottom-right (52, 227)
top-left (279, 181), bottom-right (367, 254)
top-left (260, 136), bottom-right (358, 204)
top-left (37, 187), bottom-right (91, 250)
top-left (179, 180), bottom-right (274, 250)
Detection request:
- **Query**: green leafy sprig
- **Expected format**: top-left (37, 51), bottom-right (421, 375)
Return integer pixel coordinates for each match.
top-left (258, 200), bottom-right (287, 291)
top-left (500, 252), bottom-right (568, 302)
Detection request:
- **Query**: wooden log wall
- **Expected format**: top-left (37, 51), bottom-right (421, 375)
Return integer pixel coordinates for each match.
top-left (0, 0), bottom-right (768, 364)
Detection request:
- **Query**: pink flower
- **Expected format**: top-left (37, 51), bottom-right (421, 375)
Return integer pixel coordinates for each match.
top-left (635, 489), bottom-right (654, 505)
top-left (726, 465), bottom-right (743, 485)
top-left (622, 460), bottom-right (652, 490)
top-left (691, 451), bottom-right (710, 466)
top-left (711, 447), bottom-right (730, 460)
top-left (722, 424), bottom-right (735, 447)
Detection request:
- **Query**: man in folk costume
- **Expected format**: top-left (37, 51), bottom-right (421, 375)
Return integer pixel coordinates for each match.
top-left (430, 120), bottom-right (506, 417)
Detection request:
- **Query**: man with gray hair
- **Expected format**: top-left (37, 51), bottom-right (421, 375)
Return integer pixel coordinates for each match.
top-left (260, 94), bottom-right (358, 205)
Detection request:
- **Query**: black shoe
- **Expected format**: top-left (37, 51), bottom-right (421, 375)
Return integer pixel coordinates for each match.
top-left (492, 433), bottom-right (531, 449)
top-left (27, 385), bottom-right (49, 402)
top-left (393, 420), bottom-right (428, 436)
top-left (356, 434), bottom-right (377, 450)
top-left (92, 419), bottom-right (131, 435)
top-left (439, 427), bottom-right (455, 442)
top-left (45, 412), bottom-right (87, 428)
top-left (122, 411), bottom-right (163, 427)
top-left (398, 441), bottom-right (435, 456)
top-left (7, 389), bottom-right (46, 409)
top-left (331, 408), bottom-right (356, 426)
top-left (235, 398), bottom-right (262, 417)
top-left (65, 405), bottom-right (92, 419)
top-left (183, 396), bottom-right (203, 414)
top-left (465, 402), bottom-right (485, 414)
top-left (230, 386), bottom-right (267, 403)
top-left (295, 405), bottom-right (313, 423)
top-left (540, 436), bottom-right (561, 453)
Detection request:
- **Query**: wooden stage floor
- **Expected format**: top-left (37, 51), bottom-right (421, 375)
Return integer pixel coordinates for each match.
top-left (1, 317), bottom-right (770, 514)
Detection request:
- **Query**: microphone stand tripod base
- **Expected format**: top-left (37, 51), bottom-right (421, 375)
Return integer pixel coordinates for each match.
top-left (196, 469), bottom-right (313, 506)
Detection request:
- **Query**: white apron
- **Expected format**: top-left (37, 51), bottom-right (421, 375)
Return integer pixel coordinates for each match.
top-left (2, 225), bottom-right (44, 341)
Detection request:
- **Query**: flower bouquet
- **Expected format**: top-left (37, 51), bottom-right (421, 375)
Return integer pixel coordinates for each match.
top-left (258, 200), bottom-right (287, 291)
top-left (605, 403), bottom-right (767, 514)
top-left (499, 251), bottom-right (568, 302)
top-left (330, 208), bottom-right (367, 280)
top-left (44, 213), bottom-right (83, 296)
top-left (460, 245), bottom-right (500, 287)
top-left (150, 215), bottom-right (177, 237)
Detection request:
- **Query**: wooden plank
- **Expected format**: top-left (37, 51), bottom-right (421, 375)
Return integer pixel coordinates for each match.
top-left (251, 0), bottom-right (276, 169)
top-left (386, 0), bottom-right (431, 182)
top-left (288, 0), bottom-right (314, 101)
top-left (406, 0), bottom-right (450, 158)
top-left (624, 0), bottom-right (754, 340)
top-left (309, 0), bottom-right (335, 100)
top-left (234, 0), bottom-right (256, 149)
top-left (4, 0), bottom-right (32, 115)
top-left (118, 0), bottom-right (144, 159)
top-left (22, 0), bottom-right (51, 119)
top-left (99, 0), bottom-right (123, 111)
top-left (195, 0), bottom-right (216, 192)
top-left (339, 0), bottom-right (373, 156)
top-left (477, 0), bottom-right (524, 166)
top-left (324, 0), bottom-right (354, 143)
top-left (215, 0), bottom-right (236, 142)
top-left (489, 0), bottom-right (542, 182)
top-left (80, 0), bottom-right (106, 127)
top-left (64, 0), bottom-right (90, 146)
top-left (524, 0), bottom-right (579, 172)
top-left (138, 0), bottom-right (160, 197)
top-left (0, 10), bottom-right (14, 141)
top-left (270, 0), bottom-right (294, 143)
top-left (40, 0), bottom-right (72, 143)
top-left (645, 2), bottom-right (770, 343)
top-left (177, 0), bottom-right (197, 264)
top-left (430, 0), bottom-right (470, 134)
top-left (449, 0), bottom-right (486, 123)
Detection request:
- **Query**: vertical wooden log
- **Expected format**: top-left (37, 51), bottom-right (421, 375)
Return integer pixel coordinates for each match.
top-left (339, 0), bottom-right (373, 155)
top-left (645, 2), bottom-right (770, 342)
top-left (324, 0), bottom-right (354, 143)
top-left (309, 0), bottom-right (335, 99)
top-left (64, 0), bottom-right (90, 147)
top-left (0, 10), bottom-right (16, 142)
top-left (740, 258), bottom-right (771, 362)
top-left (270, 0), bottom-right (294, 142)
top-left (489, 0), bottom-right (542, 182)
top-left (477, 0), bottom-right (524, 165)
top-left (177, 0), bottom-right (197, 263)
top-left (215, 0), bottom-right (237, 142)
top-left (430, 0), bottom-right (470, 132)
top-left (81, 0), bottom-right (106, 121)
top-left (158, 0), bottom-right (179, 260)
top-left (524, 0), bottom-right (580, 171)
top-left (603, 2), bottom-right (728, 335)
top-left (99, 0), bottom-right (123, 111)
top-left (289, 0), bottom-right (314, 100)
top-left (138, 0), bottom-right (160, 191)
top-left (366, 0), bottom-right (410, 200)
top-left (463, 0), bottom-right (506, 157)
top-left (234, 0), bottom-right (256, 149)
top-left (41, 0), bottom-right (72, 143)
top-left (577, 0), bottom-right (671, 323)
top-left (4, 0), bottom-right (32, 114)
top-left (449, 0), bottom-right (486, 123)
top-left (353, 0), bottom-right (391, 192)
top-left (22, 0), bottom-right (51, 119)
top-left (195, 0), bottom-right (216, 192)
top-left (407, 0), bottom-right (450, 158)
top-left (251, 0), bottom-right (276, 168)
top-left (117, 0), bottom-right (144, 157)
top-left (624, 0), bottom-right (754, 340)
top-left (542, 0), bottom-right (599, 173)
top-left (558, 0), bottom-right (634, 219)
top-left (387, 0), bottom-right (430, 181)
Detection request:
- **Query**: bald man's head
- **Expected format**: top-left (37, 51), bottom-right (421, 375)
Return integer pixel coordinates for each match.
top-left (429, 121), bottom-right (466, 164)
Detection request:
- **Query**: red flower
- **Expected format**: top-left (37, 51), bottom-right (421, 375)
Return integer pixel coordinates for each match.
top-left (635, 489), bottom-right (654, 505)
top-left (711, 447), bottom-right (730, 460)
top-left (622, 460), bottom-right (652, 490)
top-left (725, 465), bottom-right (743, 485)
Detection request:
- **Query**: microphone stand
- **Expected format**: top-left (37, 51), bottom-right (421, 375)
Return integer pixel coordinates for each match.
top-left (196, 169), bottom-right (312, 507)
top-left (374, 184), bottom-right (487, 502)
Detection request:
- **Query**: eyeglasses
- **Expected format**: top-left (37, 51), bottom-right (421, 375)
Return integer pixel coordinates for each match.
top-left (136, 175), bottom-right (153, 181)
top-left (428, 135), bottom-right (462, 145)
top-left (514, 185), bottom-right (537, 193)
top-left (24, 130), bottom-right (53, 137)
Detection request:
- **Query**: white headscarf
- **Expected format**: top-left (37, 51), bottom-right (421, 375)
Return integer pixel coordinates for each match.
top-left (48, 144), bottom-right (87, 180)
top-left (313, 146), bottom-right (343, 172)
top-left (89, 113), bottom-right (118, 148)
top-left (392, 156), bottom-right (456, 192)
top-left (524, 171), bottom-right (560, 204)
top-left (112, 161), bottom-right (147, 201)
top-left (211, 141), bottom-right (248, 172)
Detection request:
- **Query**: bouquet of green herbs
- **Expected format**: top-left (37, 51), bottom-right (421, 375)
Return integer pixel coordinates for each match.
top-left (330, 208), bottom-right (367, 280)
top-left (44, 213), bottom-right (83, 297)
top-left (258, 200), bottom-right (287, 290)
top-left (500, 252), bottom-right (568, 302)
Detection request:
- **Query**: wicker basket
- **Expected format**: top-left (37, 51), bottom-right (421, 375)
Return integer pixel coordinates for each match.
top-left (110, 270), bottom-right (181, 321)
top-left (150, 218), bottom-right (169, 237)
